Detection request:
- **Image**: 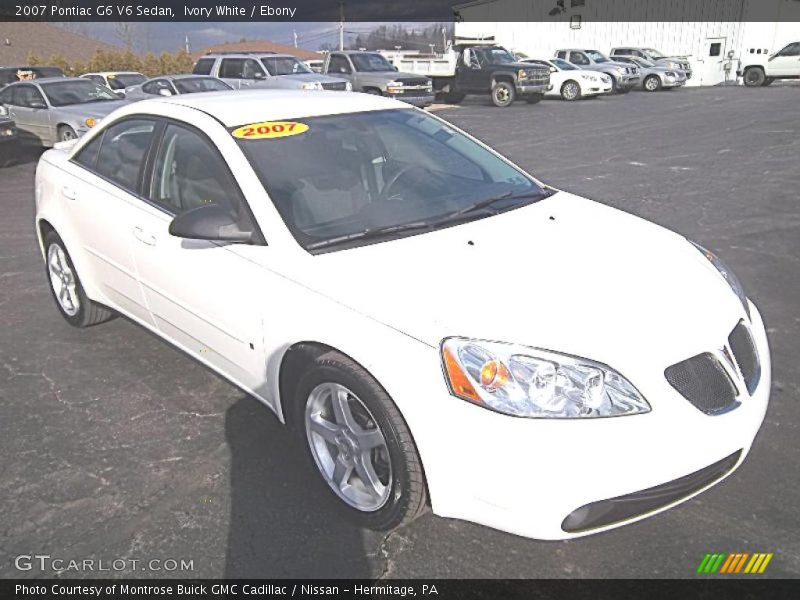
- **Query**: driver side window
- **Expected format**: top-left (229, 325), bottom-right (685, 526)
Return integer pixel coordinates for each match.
top-left (778, 42), bottom-right (800, 57)
top-left (570, 52), bottom-right (589, 65)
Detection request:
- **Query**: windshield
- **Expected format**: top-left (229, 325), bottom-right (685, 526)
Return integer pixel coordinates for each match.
top-left (551, 58), bottom-right (578, 71)
top-left (173, 77), bottom-right (232, 94)
top-left (351, 53), bottom-right (395, 72)
top-left (586, 50), bottom-right (610, 63)
top-left (107, 73), bottom-right (146, 89)
top-left (235, 109), bottom-right (547, 252)
top-left (475, 47), bottom-right (516, 65)
top-left (643, 48), bottom-right (666, 59)
top-left (633, 57), bottom-right (655, 68)
top-left (262, 56), bottom-right (312, 76)
top-left (40, 80), bottom-right (118, 106)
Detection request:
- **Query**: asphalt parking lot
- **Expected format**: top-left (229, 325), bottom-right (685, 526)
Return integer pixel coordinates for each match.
top-left (1, 84), bottom-right (799, 579)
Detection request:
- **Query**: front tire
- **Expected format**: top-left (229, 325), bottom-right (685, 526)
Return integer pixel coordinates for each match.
top-left (743, 66), bottom-right (765, 87)
top-left (491, 80), bottom-right (515, 107)
top-left (644, 74), bottom-right (662, 92)
top-left (44, 231), bottom-right (114, 328)
top-left (560, 80), bottom-right (581, 101)
top-left (294, 351), bottom-right (427, 530)
top-left (58, 125), bottom-right (78, 142)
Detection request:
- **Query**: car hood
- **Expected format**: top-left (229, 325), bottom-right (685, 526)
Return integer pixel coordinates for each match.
top-left (52, 100), bottom-right (128, 119)
top-left (279, 72), bottom-right (347, 83)
top-left (285, 192), bottom-right (743, 371)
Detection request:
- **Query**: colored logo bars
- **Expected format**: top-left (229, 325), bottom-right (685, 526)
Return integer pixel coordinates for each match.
top-left (697, 552), bottom-right (773, 574)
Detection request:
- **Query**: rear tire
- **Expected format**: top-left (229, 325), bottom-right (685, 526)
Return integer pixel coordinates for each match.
top-left (44, 231), bottom-right (115, 328)
top-left (491, 80), bottom-right (515, 107)
top-left (743, 67), bottom-right (765, 87)
top-left (293, 351), bottom-right (428, 531)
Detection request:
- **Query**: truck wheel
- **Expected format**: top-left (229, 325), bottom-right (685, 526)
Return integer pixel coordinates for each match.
top-left (525, 93), bottom-right (543, 104)
top-left (743, 67), bottom-right (765, 87)
top-left (441, 93), bottom-right (466, 104)
top-left (644, 75), bottom-right (662, 92)
top-left (491, 81), bottom-right (515, 107)
top-left (58, 125), bottom-right (78, 142)
top-left (560, 80), bottom-right (581, 101)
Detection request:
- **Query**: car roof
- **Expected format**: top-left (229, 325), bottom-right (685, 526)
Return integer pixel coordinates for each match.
top-left (135, 89), bottom-right (405, 127)
top-left (83, 71), bottom-right (143, 76)
top-left (5, 77), bottom-right (79, 86)
top-left (205, 53), bottom-right (295, 59)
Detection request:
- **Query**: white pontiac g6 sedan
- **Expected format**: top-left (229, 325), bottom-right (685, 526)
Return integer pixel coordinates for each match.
top-left (34, 90), bottom-right (770, 540)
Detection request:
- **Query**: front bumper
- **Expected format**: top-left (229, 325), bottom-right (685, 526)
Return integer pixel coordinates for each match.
top-left (387, 91), bottom-right (436, 107)
top-left (517, 83), bottom-right (550, 95)
top-left (662, 76), bottom-right (687, 88)
top-left (421, 302), bottom-right (770, 540)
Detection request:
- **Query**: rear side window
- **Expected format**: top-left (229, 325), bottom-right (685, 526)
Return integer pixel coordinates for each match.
top-left (94, 119), bottom-right (157, 194)
top-left (193, 58), bottom-right (215, 75)
top-left (328, 54), bottom-right (351, 74)
top-left (73, 134), bottom-right (104, 170)
top-left (556, 51), bottom-right (567, 59)
top-left (569, 52), bottom-right (589, 65)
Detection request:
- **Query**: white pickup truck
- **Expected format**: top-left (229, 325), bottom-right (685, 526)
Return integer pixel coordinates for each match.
top-left (738, 41), bottom-right (800, 86)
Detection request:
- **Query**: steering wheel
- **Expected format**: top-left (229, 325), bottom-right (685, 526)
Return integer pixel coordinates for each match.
top-left (378, 165), bottom-right (435, 202)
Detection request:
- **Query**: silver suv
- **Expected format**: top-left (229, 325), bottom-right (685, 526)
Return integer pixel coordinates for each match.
top-left (193, 52), bottom-right (351, 91)
top-left (555, 49), bottom-right (640, 93)
top-left (610, 47), bottom-right (692, 80)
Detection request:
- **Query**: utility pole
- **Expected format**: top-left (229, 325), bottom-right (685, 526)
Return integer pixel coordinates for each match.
top-left (293, 30), bottom-right (298, 48)
top-left (441, 26), bottom-right (447, 52)
top-left (338, 2), bottom-right (345, 51)
top-left (184, 34), bottom-right (190, 53)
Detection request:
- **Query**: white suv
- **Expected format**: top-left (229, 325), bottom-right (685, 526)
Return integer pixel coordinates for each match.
top-left (738, 41), bottom-right (800, 86)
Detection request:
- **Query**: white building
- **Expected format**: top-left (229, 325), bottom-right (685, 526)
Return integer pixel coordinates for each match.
top-left (454, 0), bottom-right (800, 85)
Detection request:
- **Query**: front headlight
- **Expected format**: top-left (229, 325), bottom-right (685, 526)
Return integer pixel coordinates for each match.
top-left (666, 61), bottom-right (679, 69)
top-left (301, 82), bottom-right (323, 90)
top-left (441, 338), bottom-right (650, 419)
top-left (517, 69), bottom-right (529, 80)
top-left (690, 241), bottom-right (750, 318)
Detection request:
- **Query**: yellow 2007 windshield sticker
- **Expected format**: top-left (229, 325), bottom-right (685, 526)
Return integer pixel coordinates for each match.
top-left (231, 121), bottom-right (308, 140)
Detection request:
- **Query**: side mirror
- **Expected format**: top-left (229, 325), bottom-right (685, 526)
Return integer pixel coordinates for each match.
top-left (0, 105), bottom-right (7, 116)
top-left (168, 204), bottom-right (253, 243)
top-left (30, 100), bottom-right (47, 109)
top-left (158, 88), bottom-right (173, 96)
top-left (253, 71), bottom-right (266, 80)
top-left (392, 65), bottom-right (399, 71)
top-left (550, 66), bottom-right (557, 73)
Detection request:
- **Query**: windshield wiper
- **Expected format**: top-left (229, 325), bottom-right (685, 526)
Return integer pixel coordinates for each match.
top-left (444, 188), bottom-right (555, 221)
top-left (307, 188), bottom-right (556, 251)
top-left (307, 220), bottom-right (433, 250)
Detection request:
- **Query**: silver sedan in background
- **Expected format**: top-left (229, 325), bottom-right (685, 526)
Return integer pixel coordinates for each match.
top-left (125, 74), bottom-right (232, 101)
top-left (0, 78), bottom-right (126, 146)
top-left (613, 56), bottom-right (687, 91)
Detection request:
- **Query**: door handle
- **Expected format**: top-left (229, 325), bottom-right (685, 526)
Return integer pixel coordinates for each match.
top-left (61, 186), bottom-right (77, 200)
top-left (133, 226), bottom-right (156, 246)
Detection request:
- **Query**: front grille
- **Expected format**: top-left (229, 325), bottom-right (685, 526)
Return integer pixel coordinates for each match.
top-left (528, 71), bottom-right (549, 84)
top-left (665, 352), bottom-right (738, 415)
top-left (321, 81), bottom-right (347, 91)
top-left (398, 77), bottom-right (430, 87)
top-left (729, 321), bottom-right (761, 394)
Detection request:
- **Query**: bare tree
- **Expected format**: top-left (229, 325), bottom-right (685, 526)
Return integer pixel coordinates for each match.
top-left (113, 21), bottom-right (140, 51)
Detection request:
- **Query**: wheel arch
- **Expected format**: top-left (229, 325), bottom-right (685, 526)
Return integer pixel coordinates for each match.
top-left (490, 72), bottom-right (516, 86)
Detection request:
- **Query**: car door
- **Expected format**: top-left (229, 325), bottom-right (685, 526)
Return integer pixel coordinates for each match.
top-left (9, 84), bottom-right (51, 144)
top-left (62, 118), bottom-right (156, 324)
top-left (130, 120), bottom-right (267, 393)
top-left (768, 42), bottom-right (800, 76)
top-left (456, 48), bottom-right (484, 92)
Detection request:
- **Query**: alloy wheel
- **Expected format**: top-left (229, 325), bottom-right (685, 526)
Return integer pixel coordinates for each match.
top-left (48, 243), bottom-right (79, 316)
top-left (305, 382), bottom-right (392, 511)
